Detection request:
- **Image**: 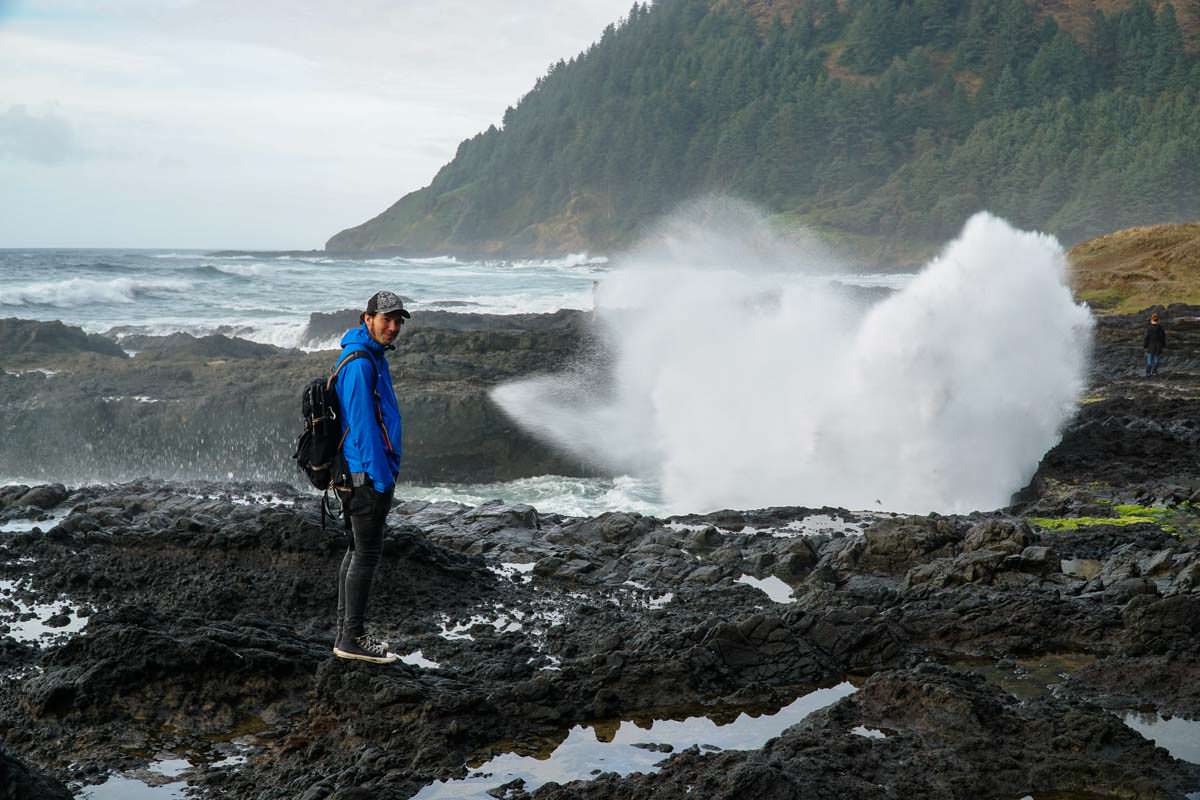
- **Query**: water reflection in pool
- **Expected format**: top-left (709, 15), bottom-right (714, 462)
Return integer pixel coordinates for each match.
top-left (414, 682), bottom-right (856, 799)
top-left (1122, 710), bottom-right (1200, 764)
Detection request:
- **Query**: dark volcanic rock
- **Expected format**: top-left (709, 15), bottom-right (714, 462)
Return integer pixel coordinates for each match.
top-left (0, 481), bottom-right (1199, 798)
top-left (11, 484), bottom-right (67, 511)
top-left (300, 306), bottom-right (586, 348)
top-left (0, 315), bottom-right (599, 484)
top-left (0, 742), bottom-right (72, 800)
top-left (532, 666), bottom-right (1200, 800)
top-left (1, 303), bottom-right (1200, 799)
top-left (120, 332), bottom-right (282, 358)
top-left (0, 317), bottom-right (126, 360)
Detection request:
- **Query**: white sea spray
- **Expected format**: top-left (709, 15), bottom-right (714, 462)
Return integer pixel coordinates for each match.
top-left (492, 202), bottom-right (1094, 514)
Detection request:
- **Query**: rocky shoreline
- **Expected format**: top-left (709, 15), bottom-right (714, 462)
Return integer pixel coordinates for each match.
top-left (0, 310), bottom-right (600, 485)
top-left (1, 305), bottom-right (1199, 798)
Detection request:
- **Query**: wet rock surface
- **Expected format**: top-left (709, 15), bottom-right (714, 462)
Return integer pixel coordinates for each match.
top-left (0, 476), bottom-right (1198, 798)
top-left (0, 313), bottom-right (598, 484)
top-left (0, 305), bottom-right (1199, 798)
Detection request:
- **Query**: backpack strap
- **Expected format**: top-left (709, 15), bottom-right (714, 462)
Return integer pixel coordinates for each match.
top-left (328, 349), bottom-right (371, 390)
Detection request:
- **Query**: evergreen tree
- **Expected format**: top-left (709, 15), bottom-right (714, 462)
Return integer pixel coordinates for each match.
top-left (331, 0), bottom-right (1200, 255)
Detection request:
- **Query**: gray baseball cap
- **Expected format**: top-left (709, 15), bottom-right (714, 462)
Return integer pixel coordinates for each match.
top-left (365, 291), bottom-right (411, 318)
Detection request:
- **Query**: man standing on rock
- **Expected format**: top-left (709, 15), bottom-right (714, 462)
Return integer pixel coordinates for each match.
top-left (332, 290), bottom-right (409, 665)
top-left (1144, 311), bottom-right (1166, 377)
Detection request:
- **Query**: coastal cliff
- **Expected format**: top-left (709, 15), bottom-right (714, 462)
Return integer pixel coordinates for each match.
top-left (328, 0), bottom-right (1200, 261)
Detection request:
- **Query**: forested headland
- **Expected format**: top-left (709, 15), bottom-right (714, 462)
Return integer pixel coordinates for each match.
top-left (327, 0), bottom-right (1200, 265)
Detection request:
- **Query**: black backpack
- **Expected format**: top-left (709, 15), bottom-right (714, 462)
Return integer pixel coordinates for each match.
top-left (294, 351), bottom-right (373, 525)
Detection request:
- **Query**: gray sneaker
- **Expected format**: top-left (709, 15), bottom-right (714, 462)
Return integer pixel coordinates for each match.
top-left (361, 633), bottom-right (391, 652)
top-left (333, 634), bottom-right (398, 665)
top-left (332, 631), bottom-right (390, 653)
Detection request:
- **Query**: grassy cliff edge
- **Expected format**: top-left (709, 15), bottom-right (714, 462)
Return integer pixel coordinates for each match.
top-left (1070, 221), bottom-right (1200, 313)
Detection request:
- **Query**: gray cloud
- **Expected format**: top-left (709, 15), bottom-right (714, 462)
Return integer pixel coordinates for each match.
top-left (0, 105), bottom-right (82, 164)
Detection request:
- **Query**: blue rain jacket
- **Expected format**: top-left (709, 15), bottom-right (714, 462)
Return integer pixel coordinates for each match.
top-left (335, 323), bottom-right (403, 493)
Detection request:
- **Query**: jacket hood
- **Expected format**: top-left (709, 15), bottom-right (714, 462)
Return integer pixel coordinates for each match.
top-left (340, 322), bottom-right (384, 353)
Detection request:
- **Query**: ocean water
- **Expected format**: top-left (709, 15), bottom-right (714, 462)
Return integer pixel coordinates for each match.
top-left (0, 248), bottom-right (610, 349)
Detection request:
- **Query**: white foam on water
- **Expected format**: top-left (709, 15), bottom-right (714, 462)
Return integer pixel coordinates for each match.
top-left (508, 252), bottom-right (610, 270)
top-left (648, 592), bottom-right (674, 609)
top-left (0, 276), bottom-right (192, 308)
top-left (492, 205), bottom-right (1094, 515)
top-left (207, 262), bottom-right (296, 278)
top-left (1, 249), bottom-right (607, 362)
top-left (433, 290), bottom-right (594, 315)
top-left (397, 475), bottom-right (667, 518)
top-left (396, 255), bottom-right (462, 266)
top-left (829, 272), bottom-right (917, 289)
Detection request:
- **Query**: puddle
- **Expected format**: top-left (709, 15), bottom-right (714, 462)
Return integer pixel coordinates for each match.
top-left (0, 508), bottom-right (72, 533)
top-left (1121, 711), bottom-right (1200, 764)
top-left (400, 650), bottom-right (441, 670)
top-left (77, 758), bottom-right (192, 799)
top-left (667, 512), bottom-right (887, 539)
top-left (949, 654), bottom-right (1096, 702)
top-left (440, 610), bottom-right (526, 641)
top-left (77, 774), bottom-right (186, 799)
top-left (735, 574), bottom-right (795, 604)
top-left (851, 725), bottom-right (889, 739)
top-left (0, 579), bottom-right (88, 643)
top-left (75, 748), bottom-right (252, 798)
top-left (766, 514), bottom-right (877, 538)
top-left (490, 562), bottom-right (536, 583)
top-left (412, 682), bottom-right (855, 799)
top-left (621, 581), bottom-right (674, 610)
top-left (438, 604), bottom-right (566, 645)
top-left (1060, 559), bottom-right (1103, 580)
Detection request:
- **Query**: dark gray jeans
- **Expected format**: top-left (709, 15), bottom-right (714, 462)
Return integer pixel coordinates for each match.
top-left (336, 483), bottom-right (394, 642)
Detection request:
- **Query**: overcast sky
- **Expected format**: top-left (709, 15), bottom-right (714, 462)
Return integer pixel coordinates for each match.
top-left (0, 0), bottom-right (633, 249)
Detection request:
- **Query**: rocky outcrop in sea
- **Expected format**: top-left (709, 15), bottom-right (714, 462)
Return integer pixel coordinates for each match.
top-left (0, 310), bottom-right (598, 485)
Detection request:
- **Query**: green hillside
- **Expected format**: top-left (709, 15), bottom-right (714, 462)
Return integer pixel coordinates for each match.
top-left (327, 0), bottom-right (1200, 263)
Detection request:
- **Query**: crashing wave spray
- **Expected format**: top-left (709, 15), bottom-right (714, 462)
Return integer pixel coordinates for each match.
top-left (492, 201), bottom-right (1094, 514)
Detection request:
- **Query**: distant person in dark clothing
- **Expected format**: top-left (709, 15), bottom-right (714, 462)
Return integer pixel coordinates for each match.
top-left (1144, 312), bottom-right (1166, 377)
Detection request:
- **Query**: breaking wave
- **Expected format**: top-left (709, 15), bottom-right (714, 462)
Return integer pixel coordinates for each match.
top-left (0, 276), bottom-right (193, 308)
